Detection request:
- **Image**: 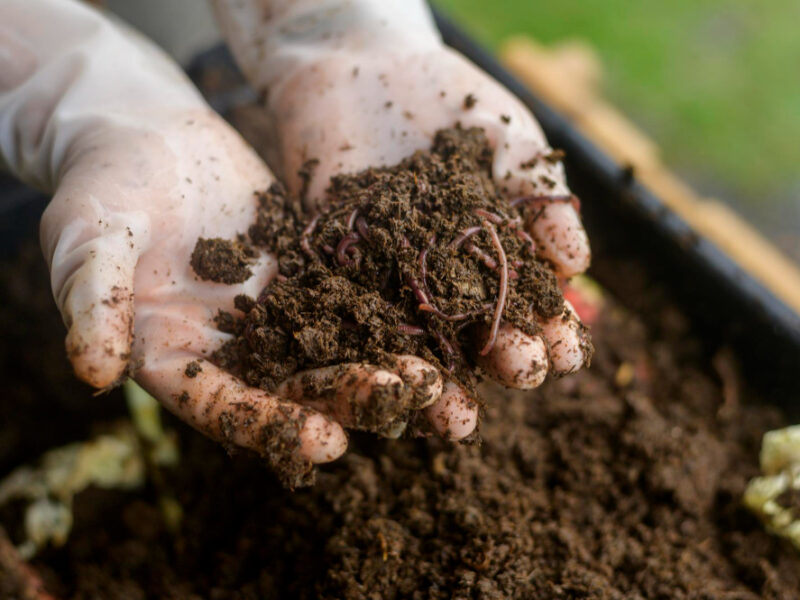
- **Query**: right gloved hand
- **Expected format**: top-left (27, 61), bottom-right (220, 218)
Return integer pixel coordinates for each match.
top-left (213, 0), bottom-right (593, 440)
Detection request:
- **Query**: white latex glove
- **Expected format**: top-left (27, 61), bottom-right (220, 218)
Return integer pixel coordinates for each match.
top-left (0, 0), bottom-right (450, 479)
top-left (214, 0), bottom-right (593, 439)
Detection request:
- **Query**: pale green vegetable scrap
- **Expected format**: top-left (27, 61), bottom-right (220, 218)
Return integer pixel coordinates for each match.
top-left (0, 381), bottom-right (181, 559)
top-left (124, 379), bottom-right (179, 467)
top-left (744, 425), bottom-right (800, 551)
top-left (760, 425), bottom-right (800, 475)
top-left (0, 426), bottom-right (145, 559)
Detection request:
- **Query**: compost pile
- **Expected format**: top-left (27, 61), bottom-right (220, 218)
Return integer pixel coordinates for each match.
top-left (2, 247), bottom-right (799, 598)
top-left (198, 127), bottom-right (568, 410)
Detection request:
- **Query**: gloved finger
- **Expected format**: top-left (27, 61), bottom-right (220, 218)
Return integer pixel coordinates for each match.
top-left (526, 201), bottom-right (590, 278)
top-left (472, 323), bottom-right (549, 390)
top-left (40, 194), bottom-right (149, 389)
top-left (132, 299), bottom-right (347, 464)
top-left (539, 300), bottom-right (591, 376)
top-left (276, 356), bottom-right (442, 433)
top-left (424, 380), bottom-right (479, 441)
top-left (136, 352), bottom-right (347, 465)
top-left (392, 354), bottom-right (443, 409)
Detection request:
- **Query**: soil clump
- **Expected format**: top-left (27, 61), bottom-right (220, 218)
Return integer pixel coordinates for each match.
top-left (202, 128), bottom-right (567, 403)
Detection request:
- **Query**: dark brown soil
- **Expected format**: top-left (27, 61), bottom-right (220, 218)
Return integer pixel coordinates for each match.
top-left (200, 128), bottom-right (573, 451)
top-left (1, 242), bottom-right (798, 598)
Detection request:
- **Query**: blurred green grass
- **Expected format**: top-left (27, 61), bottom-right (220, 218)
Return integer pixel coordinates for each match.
top-left (436, 0), bottom-right (800, 203)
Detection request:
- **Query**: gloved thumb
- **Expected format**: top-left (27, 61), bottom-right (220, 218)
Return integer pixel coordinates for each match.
top-left (40, 168), bottom-right (150, 389)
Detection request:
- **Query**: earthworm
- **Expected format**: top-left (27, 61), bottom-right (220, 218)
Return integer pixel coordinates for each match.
top-left (430, 327), bottom-right (457, 372)
top-left (419, 235), bottom-right (436, 296)
top-left (399, 234), bottom-right (425, 302)
top-left (418, 235), bottom-right (485, 321)
top-left (346, 208), bottom-right (359, 231)
top-left (463, 241), bottom-right (518, 279)
top-left (479, 219), bottom-right (508, 356)
top-left (300, 214), bottom-right (321, 259)
top-left (336, 232), bottom-right (360, 266)
top-left (345, 244), bottom-right (362, 269)
top-left (473, 208), bottom-right (505, 225)
top-left (418, 303), bottom-right (489, 322)
top-left (405, 272), bottom-right (430, 305)
top-left (464, 241), bottom-right (497, 270)
top-left (514, 228), bottom-right (537, 255)
top-left (398, 323), bottom-right (425, 336)
top-left (449, 226), bottom-right (482, 249)
top-left (475, 210), bottom-right (537, 257)
top-left (476, 209), bottom-right (537, 256)
top-left (355, 216), bottom-right (370, 241)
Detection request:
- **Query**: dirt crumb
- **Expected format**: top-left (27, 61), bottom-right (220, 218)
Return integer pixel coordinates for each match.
top-left (190, 237), bottom-right (254, 284)
top-left (184, 361), bottom-right (202, 378)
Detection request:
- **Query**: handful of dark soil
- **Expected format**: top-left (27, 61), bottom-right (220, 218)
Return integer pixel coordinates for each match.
top-left (197, 127), bottom-right (572, 428)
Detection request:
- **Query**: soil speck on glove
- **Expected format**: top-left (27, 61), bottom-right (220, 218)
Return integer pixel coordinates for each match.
top-left (184, 361), bottom-right (202, 378)
top-left (257, 406), bottom-right (315, 490)
top-left (190, 237), bottom-right (254, 284)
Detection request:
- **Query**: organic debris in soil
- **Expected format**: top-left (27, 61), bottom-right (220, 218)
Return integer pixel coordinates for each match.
top-left (205, 127), bottom-right (569, 414)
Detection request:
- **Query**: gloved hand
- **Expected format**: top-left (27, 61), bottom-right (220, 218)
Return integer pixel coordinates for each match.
top-left (0, 0), bottom-right (451, 480)
top-left (214, 0), bottom-right (593, 438)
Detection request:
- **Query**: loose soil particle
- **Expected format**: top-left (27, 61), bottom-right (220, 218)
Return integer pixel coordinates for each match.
top-left (183, 361), bottom-right (202, 378)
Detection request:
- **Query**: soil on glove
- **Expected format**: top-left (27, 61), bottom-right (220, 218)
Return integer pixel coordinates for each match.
top-left (190, 237), bottom-right (254, 284)
top-left (198, 127), bottom-right (573, 420)
top-left (1, 243), bottom-right (797, 599)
